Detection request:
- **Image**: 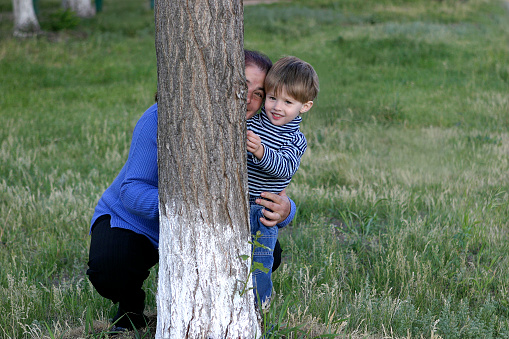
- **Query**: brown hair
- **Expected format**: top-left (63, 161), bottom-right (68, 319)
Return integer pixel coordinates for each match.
top-left (264, 56), bottom-right (319, 103)
top-left (245, 49), bottom-right (272, 75)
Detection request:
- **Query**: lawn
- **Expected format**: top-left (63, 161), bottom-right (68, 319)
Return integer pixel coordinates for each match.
top-left (1, 0), bottom-right (509, 337)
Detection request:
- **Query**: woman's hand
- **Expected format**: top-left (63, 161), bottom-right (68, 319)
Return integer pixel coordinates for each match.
top-left (255, 189), bottom-right (291, 227)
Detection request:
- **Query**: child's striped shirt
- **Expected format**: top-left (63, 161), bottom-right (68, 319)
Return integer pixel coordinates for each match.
top-left (246, 109), bottom-right (307, 198)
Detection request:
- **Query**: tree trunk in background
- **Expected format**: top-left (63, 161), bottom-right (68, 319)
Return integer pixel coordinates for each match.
top-left (62, 0), bottom-right (95, 18)
top-left (155, 0), bottom-right (260, 338)
top-left (12, 0), bottom-right (40, 37)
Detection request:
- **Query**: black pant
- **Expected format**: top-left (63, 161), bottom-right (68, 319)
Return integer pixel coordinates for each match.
top-left (87, 215), bottom-right (282, 316)
top-left (87, 215), bottom-right (159, 317)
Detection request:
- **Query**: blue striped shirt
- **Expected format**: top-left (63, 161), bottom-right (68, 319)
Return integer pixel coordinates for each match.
top-left (246, 109), bottom-right (307, 197)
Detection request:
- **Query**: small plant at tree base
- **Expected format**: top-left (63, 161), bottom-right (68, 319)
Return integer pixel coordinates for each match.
top-left (238, 231), bottom-right (271, 297)
top-left (47, 9), bottom-right (80, 31)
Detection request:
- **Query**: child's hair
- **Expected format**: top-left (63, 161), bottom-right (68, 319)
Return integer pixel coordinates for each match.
top-left (264, 56), bottom-right (319, 103)
top-left (245, 49), bottom-right (272, 75)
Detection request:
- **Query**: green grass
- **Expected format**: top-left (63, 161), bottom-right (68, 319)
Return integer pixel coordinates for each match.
top-left (1, 0), bottom-right (509, 337)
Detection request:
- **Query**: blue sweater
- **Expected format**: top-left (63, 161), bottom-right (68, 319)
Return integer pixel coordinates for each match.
top-left (246, 109), bottom-right (307, 197)
top-left (91, 104), bottom-right (296, 248)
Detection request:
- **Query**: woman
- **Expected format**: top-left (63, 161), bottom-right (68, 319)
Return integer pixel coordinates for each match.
top-left (86, 50), bottom-right (296, 330)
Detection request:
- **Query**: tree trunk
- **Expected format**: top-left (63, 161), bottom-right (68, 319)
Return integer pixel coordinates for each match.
top-left (155, 0), bottom-right (260, 338)
top-left (12, 0), bottom-right (41, 37)
top-left (62, 0), bottom-right (95, 18)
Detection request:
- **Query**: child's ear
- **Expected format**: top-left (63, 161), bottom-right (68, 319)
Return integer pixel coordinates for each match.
top-left (299, 101), bottom-right (313, 114)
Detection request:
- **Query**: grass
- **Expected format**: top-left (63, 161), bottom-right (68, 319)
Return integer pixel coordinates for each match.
top-left (1, 0), bottom-right (509, 337)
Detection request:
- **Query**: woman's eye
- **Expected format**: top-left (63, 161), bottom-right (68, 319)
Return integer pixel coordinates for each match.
top-left (254, 92), bottom-right (263, 98)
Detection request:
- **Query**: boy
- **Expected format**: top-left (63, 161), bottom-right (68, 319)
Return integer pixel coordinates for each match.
top-left (246, 56), bottom-right (319, 308)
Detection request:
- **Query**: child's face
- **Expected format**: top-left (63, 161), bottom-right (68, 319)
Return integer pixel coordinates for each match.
top-left (245, 65), bottom-right (267, 120)
top-left (264, 88), bottom-right (313, 126)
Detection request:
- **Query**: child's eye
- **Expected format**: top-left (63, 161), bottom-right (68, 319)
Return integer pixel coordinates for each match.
top-left (285, 100), bottom-right (293, 105)
top-left (268, 96), bottom-right (276, 101)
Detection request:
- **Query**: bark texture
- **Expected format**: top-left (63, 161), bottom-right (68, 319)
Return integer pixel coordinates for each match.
top-left (155, 0), bottom-right (260, 338)
top-left (12, 0), bottom-right (40, 37)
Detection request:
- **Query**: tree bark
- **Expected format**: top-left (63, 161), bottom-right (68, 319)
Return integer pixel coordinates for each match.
top-left (12, 0), bottom-right (41, 37)
top-left (155, 0), bottom-right (260, 338)
top-left (62, 0), bottom-right (95, 18)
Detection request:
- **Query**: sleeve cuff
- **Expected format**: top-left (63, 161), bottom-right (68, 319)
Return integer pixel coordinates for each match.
top-left (277, 197), bottom-right (296, 228)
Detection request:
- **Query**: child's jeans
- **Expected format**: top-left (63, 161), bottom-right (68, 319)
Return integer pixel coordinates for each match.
top-left (250, 203), bottom-right (278, 307)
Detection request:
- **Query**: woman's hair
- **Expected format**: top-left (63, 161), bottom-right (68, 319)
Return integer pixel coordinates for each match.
top-left (244, 49), bottom-right (272, 75)
top-left (155, 49), bottom-right (272, 102)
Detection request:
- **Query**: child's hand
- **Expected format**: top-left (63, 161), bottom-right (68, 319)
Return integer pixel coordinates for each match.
top-left (247, 130), bottom-right (264, 160)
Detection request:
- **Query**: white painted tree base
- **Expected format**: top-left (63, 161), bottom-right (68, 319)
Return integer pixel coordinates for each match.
top-left (62, 0), bottom-right (95, 18)
top-left (156, 205), bottom-right (261, 338)
top-left (12, 0), bottom-right (40, 36)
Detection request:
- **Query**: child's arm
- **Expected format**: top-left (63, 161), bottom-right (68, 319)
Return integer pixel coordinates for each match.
top-left (252, 132), bottom-right (307, 179)
top-left (246, 130), bottom-right (264, 160)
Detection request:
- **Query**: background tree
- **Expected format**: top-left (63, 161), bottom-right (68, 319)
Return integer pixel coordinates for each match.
top-left (155, 0), bottom-right (260, 338)
top-left (12, 0), bottom-right (40, 37)
top-left (62, 0), bottom-right (95, 18)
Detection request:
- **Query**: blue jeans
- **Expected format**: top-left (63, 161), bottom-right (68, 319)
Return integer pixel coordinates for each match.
top-left (250, 204), bottom-right (278, 306)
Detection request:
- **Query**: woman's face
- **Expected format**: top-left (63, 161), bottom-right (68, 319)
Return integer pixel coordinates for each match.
top-left (245, 65), bottom-right (267, 120)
